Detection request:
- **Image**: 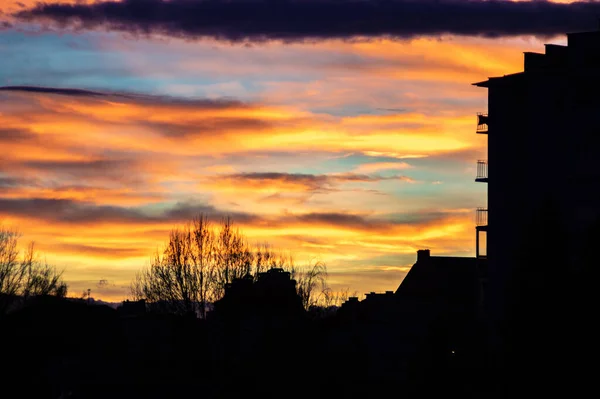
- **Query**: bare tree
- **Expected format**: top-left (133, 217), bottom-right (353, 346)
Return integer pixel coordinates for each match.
top-left (1, 226), bottom-right (68, 315)
top-left (211, 217), bottom-right (254, 300)
top-left (131, 214), bottom-right (334, 316)
top-left (190, 215), bottom-right (216, 318)
top-left (322, 287), bottom-right (351, 308)
top-left (292, 262), bottom-right (356, 309)
top-left (294, 260), bottom-right (328, 310)
top-left (131, 215), bottom-right (215, 317)
top-left (131, 215), bottom-right (256, 316)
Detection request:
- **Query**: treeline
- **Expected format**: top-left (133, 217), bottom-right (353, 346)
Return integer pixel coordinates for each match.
top-left (1, 215), bottom-right (354, 318)
top-left (131, 214), bottom-right (354, 317)
top-left (0, 226), bottom-right (67, 316)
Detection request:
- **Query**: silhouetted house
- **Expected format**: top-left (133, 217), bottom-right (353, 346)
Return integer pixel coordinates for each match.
top-left (395, 249), bottom-right (483, 349)
top-left (390, 250), bottom-right (488, 397)
top-left (337, 291), bottom-right (396, 322)
top-left (330, 250), bottom-right (483, 394)
top-left (117, 299), bottom-right (147, 318)
top-left (396, 250), bottom-right (480, 311)
top-left (361, 291), bottom-right (396, 321)
top-left (340, 296), bottom-right (359, 309)
top-left (365, 291), bottom-right (395, 300)
top-left (473, 30), bottom-right (600, 338)
top-left (338, 249), bottom-right (483, 327)
top-left (207, 268), bottom-right (306, 392)
top-left (255, 268), bottom-right (298, 302)
top-left (212, 268), bottom-right (304, 326)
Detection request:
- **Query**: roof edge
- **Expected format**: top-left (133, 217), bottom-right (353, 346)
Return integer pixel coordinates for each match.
top-left (472, 79), bottom-right (491, 87)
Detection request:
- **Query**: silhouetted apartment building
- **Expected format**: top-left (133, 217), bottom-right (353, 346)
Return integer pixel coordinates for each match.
top-left (473, 30), bottom-right (600, 326)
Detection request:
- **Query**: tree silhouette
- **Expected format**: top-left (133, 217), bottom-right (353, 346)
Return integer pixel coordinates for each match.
top-left (131, 215), bottom-right (218, 317)
top-left (131, 214), bottom-right (337, 316)
top-left (294, 260), bottom-right (328, 309)
top-left (0, 226), bottom-right (68, 315)
top-left (211, 216), bottom-right (255, 300)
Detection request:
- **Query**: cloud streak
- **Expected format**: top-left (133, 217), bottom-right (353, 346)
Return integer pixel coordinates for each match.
top-left (0, 194), bottom-right (466, 236)
top-left (353, 161), bottom-right (413, 174)
top-left (13, 0), bottom-right (600, 42)
top-left (0, 85), bottom-right (478, 157)
top-left (0, 82), bottom-right (484, 300)
top-left (0, 197), bottom-right (265, 227)
top-left (219, 172), bottom-right (413, 193)
top-left (0, 85), bottom-right (106, 96)
top-left (53, 243), bottom-right (148, 259)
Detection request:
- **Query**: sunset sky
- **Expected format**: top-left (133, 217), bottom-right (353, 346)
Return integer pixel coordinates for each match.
top-left (0, 0), bottom-right (591, 301)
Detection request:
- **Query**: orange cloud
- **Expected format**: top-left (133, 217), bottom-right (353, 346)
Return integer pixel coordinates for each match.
top-left (0, 196), bottom-right (477, 301)
top-left (0, 35), bottom-right (494, 301)
top-left (204, 172), bottom-right (413, 195)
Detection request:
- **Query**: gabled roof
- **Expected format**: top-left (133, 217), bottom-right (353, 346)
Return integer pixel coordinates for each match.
top-left (395, 255), bottom-right (480, 306)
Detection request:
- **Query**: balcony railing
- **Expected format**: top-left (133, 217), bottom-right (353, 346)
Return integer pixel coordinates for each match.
top-left (477, 112), bottom-right (488, 133)
top-left (476, 207), bottom-right (488, 227)
top-left (476, 160), bottom-right (488, 182)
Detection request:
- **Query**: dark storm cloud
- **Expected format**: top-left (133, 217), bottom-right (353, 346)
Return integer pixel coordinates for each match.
top-left (14, 0), bottom-right (600, 42)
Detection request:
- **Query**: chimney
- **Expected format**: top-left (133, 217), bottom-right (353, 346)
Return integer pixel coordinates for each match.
top-left (417, 249), bottom-right (430, 262)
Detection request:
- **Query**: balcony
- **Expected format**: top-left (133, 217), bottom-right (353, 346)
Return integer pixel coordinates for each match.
top-left (476, 112), bottom-right (488, 134)
top-left (476, 207), bottom-right (488, 230)
top-left (475, 160), bottom-right (488, 182)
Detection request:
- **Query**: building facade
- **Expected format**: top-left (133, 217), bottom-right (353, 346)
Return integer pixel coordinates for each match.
top-left (474, 30), bottom-right (600, 334)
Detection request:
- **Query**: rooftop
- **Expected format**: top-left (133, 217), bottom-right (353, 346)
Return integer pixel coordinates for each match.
top-left (473, 30), bottom-right (600, 88)
top-left (395, 250), bottom-right (481, 306)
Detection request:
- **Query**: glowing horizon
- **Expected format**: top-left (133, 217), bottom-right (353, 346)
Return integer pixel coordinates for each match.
top-left (0, 1), bottom-right (573, 301)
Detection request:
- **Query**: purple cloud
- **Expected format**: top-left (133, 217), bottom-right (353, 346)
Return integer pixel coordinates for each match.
top-left (13, 0), bottom-right (600, 42)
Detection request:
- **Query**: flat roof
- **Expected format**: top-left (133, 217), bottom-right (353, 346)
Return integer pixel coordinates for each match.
top-left (472, 72), bottom-right (525, 87)
top-left (566, 30), bottom-right (600, 37)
